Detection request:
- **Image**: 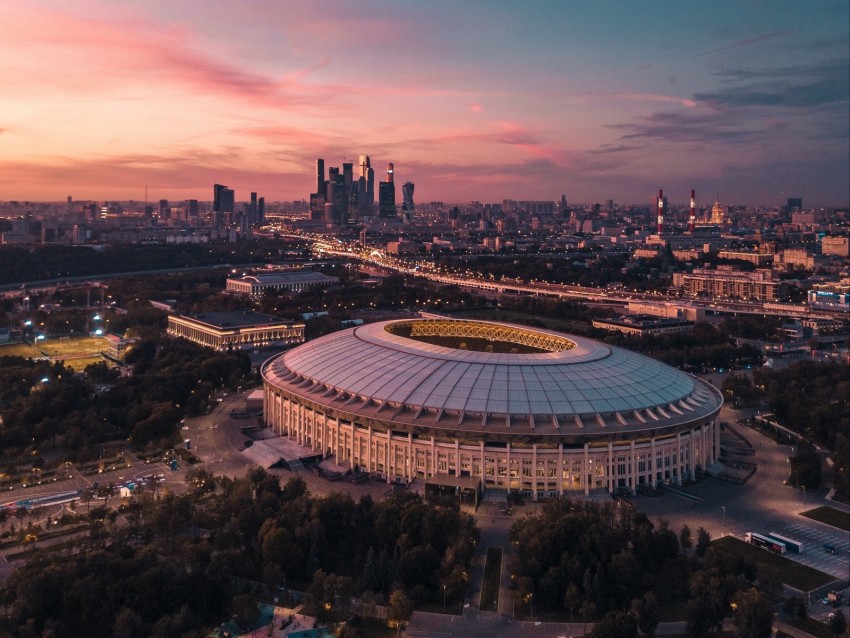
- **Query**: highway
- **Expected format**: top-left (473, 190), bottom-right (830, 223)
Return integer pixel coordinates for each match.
top-left (309, 236), bottom-right (847, 321)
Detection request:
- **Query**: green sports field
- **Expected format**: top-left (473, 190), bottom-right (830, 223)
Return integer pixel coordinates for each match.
top-left (0, 337), bottom-right (112, 370)
top-left (0, 343), bottom-right (43, 358)
top-left (36, 336), bottom-right (109, 357)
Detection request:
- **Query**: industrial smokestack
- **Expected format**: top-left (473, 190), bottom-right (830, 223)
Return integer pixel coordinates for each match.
top-left (689, 189), bottom-right (696, 233)
top-left (657, 189), bottom-right (664, 234)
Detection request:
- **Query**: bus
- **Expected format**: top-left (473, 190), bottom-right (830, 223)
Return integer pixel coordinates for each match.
top-left (767, 532), bottom-right (803, 554)
top-left (745, 532), bottom-right (786, 554)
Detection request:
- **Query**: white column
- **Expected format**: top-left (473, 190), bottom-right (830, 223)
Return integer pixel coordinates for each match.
top-left (480, 441), bottom-right (485, 491)
top-left (583, 443), bottom-right (589, 496)
top-left (532, 444), bottom-right (538, 500)
top-left (408, 433), bottom-right (414, 481)
top-left (630, 440), bottom-right (637, 495)
top-left (676, 432), bottom-right (683, 486)
top-left (506, 442), bottom-right (512, 491)
top-left (651, 437), bottom-right (657, 487)
top-left (607, 442), bottom-right (614, 493)
top-left (558, 444), bottom-right (564, 497)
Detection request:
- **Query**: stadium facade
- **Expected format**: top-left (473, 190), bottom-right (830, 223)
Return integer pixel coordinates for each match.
top-left (261, 319), bottom-right (723, 497)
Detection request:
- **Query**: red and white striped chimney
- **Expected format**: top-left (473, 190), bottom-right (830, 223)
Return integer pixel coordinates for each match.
top-left (657, 189), bottom-right (664, 234)
top-left (689, 189), bottom-right (696, 233)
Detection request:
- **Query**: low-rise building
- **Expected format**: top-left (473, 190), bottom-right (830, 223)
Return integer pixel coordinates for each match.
top-left (718, 250), bottom-right (773, 266)
top-left (592, 315), bottom-right (694, 336)
top-left (821, 236), bottom-right (849, 258)
top-left (226, 270), bottom-right (339, 296)
top-left (167, 311), bottom-right (304, 351)
top-left (672, 267), bottom-right (786, 301)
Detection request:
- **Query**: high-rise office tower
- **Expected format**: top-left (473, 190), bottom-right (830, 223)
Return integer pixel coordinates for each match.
top-left (379, 183), bottom-right (396, 218)
top-left (250, 192), bottom-right (258, 227)
top-left (187, 199), bottom-right (199, 221)
top-left (213, 183), bottom-right (234, 227)
top-left (325, 167), bottom-right (347, 226)
top-left (342, 162), bottom-right (353, 189)
top-left (378, 163), bottom-right (397, 218)
top-left (359, 155), bottom-right (374, 213)
top-left (257, 197), bottom-right (265, 226)
top-left (316, 159), bottom-right (325, 195)
top-left (402, 181), bottom-right (415, 221)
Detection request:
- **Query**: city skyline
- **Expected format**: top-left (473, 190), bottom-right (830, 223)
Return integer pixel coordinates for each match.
top-left (1, 1), bottom-right (848, 207)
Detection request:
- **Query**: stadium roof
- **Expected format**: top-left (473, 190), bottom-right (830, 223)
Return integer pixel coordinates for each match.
top-left (263, 319), bottom-right (721, 429)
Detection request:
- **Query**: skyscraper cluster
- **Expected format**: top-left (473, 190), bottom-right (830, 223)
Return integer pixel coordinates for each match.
top-left (311, 156), bottom-right (413, 225)
top-left (212, 183), bottom-right (264, 232)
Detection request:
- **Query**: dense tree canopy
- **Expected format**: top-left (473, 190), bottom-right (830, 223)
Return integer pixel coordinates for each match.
top-left (0, 337), bottom-right (250, 462)
top-left (0, 473), bottom-right (477, 636)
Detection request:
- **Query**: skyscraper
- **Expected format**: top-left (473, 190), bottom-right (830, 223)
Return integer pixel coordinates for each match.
top-left (402, 181), bottom-right (415, 221)
top-left (358, 155), bottom-right (374, 214)
top-left (316, 159), bottom-right (325, 196)
top-left (379, 163), bottom-right (396, 218)
top-left (213, 183), bottom-right (234, 228)
top-left (326, 167), bottom-right (347, 226)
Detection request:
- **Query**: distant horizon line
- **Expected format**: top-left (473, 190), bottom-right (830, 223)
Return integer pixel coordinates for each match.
top-left (1, 197), bottom-right (846, 210)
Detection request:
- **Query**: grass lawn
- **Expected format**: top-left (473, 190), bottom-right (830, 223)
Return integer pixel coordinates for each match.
top-left (801, 506), bottom-right (850, 531)
top-left (712, 536), bottom-right (834, 592)
top-left (480, 547), bottom-right (502, 612)
top-left (0, 342), bottom-right (42, 358)
top-left (39, 336), bottom-right (108, 357)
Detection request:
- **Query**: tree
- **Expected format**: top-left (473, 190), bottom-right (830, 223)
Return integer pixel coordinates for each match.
top-left (231, 594), bottom-right (260, 632)
top-left (388, 588), bottom-right (412, 633)
top-left (588, 610), bottom-right (638, 638)
top-left (732, 588), bottom-right (773, 638)
top-left (631, 591), bottom-right (660, 636)
top-left (695, 527), bottom-right (711, 557)
top-left (686, 572), bottom-right (728, 638)
top-left (679, 524), bottom-right (693, 551)
top-left (564, 582), bottom-right (582, 622)
top-left (829, 609), bottom-right (846, 637)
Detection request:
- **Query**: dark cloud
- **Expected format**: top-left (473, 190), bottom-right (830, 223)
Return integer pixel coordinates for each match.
top-left (608, 111), bottom-right (763, 144)
top-left (696, 59), bottom-right (849, 108)
top-left (695, 30), bottom-right (792, 57)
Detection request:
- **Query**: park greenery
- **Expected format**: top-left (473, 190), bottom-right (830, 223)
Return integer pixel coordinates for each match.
top-left (509, 499), bottom-right (781, 638)
top-left (0, 472), bottom-right (476, 638)
top-left (0, 335), bottom-right (250, 464)
top-left (0, 239), bottom-right (310, 286)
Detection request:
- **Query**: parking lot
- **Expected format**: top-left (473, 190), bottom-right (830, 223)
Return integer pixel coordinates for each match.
top-left (776, 521), bottom-right (850, 580)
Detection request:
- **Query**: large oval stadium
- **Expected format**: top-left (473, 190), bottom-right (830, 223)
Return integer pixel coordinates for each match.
top-left (261, 318), bottom-right (722, 498)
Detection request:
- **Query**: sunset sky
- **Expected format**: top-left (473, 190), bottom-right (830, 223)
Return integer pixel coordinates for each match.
top-left (1, 0), bottom-right (848, 207)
